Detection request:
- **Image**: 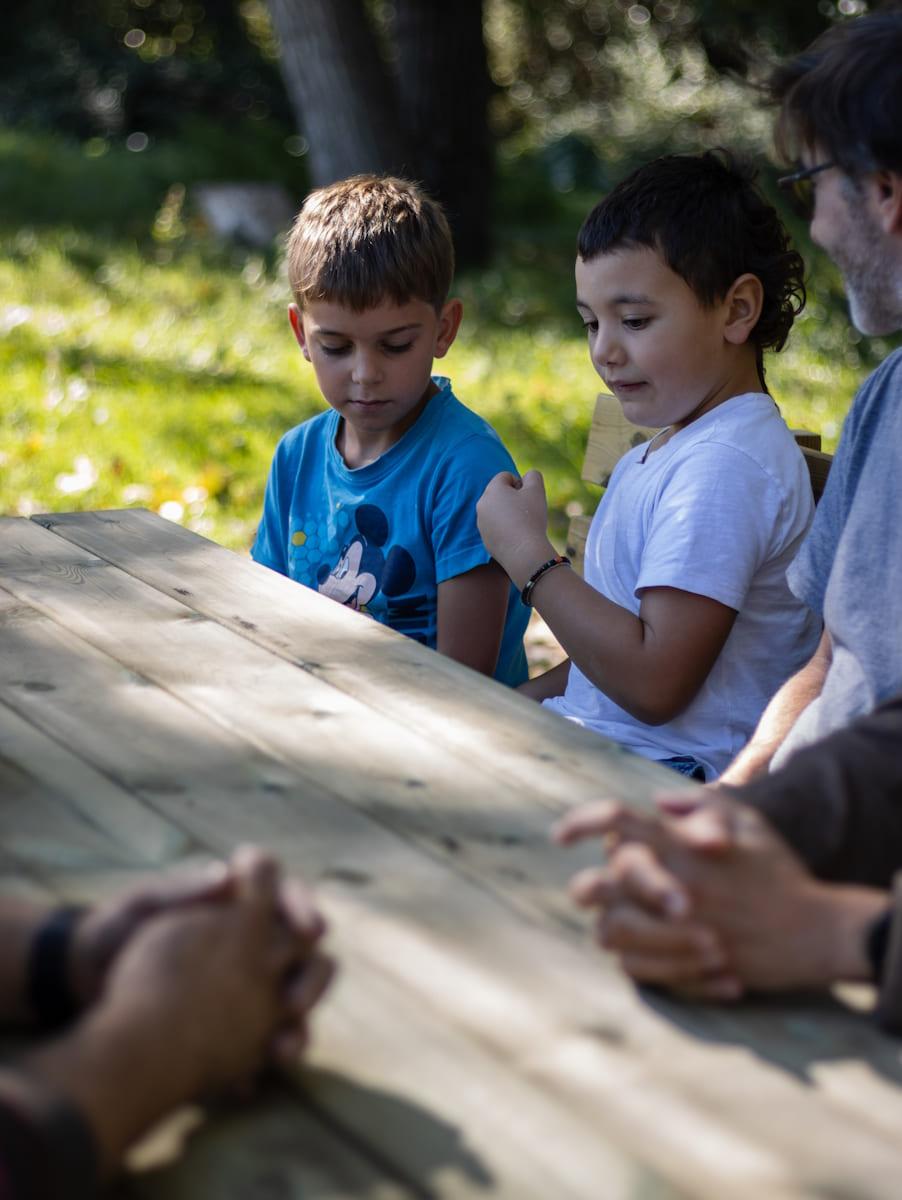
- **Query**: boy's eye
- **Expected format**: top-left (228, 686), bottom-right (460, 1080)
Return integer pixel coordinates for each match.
top-left (582, 320), bottom-right (598, 336)
top-left (319, 342), bottom-right (350, 357)
top-left (623, 318), bottom-right (649, 331)
top-left (382, 340), bottom-right (414, 355)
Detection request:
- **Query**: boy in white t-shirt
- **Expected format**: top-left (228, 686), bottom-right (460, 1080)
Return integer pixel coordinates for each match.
top-left (477, 151), bottom-right (821, 779)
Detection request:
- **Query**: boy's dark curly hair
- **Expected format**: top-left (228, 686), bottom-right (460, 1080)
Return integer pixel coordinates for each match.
top-left (578, 151), bottom-right (806, 376)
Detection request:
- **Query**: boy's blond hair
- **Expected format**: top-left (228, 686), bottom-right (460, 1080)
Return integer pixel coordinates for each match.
top-left (286, 175), bottom-right (454, 313)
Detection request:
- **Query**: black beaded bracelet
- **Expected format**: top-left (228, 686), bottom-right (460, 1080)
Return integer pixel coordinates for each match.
top-left (520, 554), bottom-right (571, 606)
top-left (26, 906), bottom-right (87, 1030)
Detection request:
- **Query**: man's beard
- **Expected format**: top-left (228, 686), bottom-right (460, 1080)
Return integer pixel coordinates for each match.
top-left (835, 209), bottom-right (902, 337)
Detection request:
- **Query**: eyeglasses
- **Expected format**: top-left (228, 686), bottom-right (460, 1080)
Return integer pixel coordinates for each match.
top-left (777, 161), bottom-right (835, 220)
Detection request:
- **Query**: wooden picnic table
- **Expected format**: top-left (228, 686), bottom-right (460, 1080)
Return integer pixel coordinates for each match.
top-left (2, 508), bottom-right (902, 1199)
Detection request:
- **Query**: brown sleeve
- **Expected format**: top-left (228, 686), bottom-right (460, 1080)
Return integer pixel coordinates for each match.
top-left (731, 694), bottom-right (902, 888)
top-left (0, 1071), bottom-right (100, 1200)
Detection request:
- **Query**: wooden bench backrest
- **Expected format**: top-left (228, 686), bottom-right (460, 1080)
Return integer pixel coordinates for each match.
top-left (565, 392), bottom-right (833, 574)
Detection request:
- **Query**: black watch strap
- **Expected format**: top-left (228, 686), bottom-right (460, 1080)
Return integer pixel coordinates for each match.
top-left (866, 907), bottom-right (893, 985)
top-left (26, 906), bottom-right (87, 1029)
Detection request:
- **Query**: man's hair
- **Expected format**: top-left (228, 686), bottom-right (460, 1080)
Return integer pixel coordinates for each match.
top-left (770, 10), bottom-right (902, 177)
top-left (286, 175), bottom-right (454, 312)
top-left (577, 150), bottom-right (805, 357)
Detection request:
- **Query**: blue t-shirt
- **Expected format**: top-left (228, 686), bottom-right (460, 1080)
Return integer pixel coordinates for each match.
top-left (774, 347), bottom-right (902, 766)
top-left (252, 376), bottom-right (529, 686)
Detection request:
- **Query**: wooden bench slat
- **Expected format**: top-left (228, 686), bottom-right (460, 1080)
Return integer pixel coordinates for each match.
top-left (801, 446), bottom-right (833, 503)
top-left (581, 392), bottom-right (657, 487)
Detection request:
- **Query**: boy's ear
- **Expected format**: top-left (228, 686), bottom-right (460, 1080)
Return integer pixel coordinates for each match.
top-left (288, 303), bottom-right (311, 360)
top-left (873, 170), bottom-right (902, 236)
top-left (433, 298), bottom-right (464, 358)
top-left (722, 274), bottom-right (764, 346)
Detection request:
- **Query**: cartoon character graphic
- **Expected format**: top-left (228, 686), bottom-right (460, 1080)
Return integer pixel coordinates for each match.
top-left (316, 504), bottom-right (416, 613)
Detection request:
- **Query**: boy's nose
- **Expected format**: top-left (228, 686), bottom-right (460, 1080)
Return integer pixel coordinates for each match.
top-left (350, 352), bottom-right (383, 385)
top-left (591, 329), bottom-right (624, 372)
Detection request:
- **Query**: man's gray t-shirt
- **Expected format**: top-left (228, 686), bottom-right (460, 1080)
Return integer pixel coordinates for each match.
top-left (773, 347), bottom-right (902, 768)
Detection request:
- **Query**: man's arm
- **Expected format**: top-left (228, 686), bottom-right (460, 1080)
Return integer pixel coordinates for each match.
top-left (728, 691), bottom-right (902, 886)
top-left (718, 627), bottom-right (831, 785)
top-left (436, 561), bottom-right (509, 676)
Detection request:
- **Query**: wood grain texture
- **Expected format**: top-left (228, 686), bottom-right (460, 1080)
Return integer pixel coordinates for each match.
top-left (24, 509), bottom-right (676, 808)
top-left (1, 513), bottom-right (899, 1200)
top-left (580, 392), bottom-right (657, 487)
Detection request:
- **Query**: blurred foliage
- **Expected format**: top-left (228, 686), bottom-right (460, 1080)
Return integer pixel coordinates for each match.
top-left (4, 1), bottom-right (877, 152)
top-left (0, 0), bottom-right (288, 137)
top-left (0, 123), bottom-right (308, 240)
top-left (2, 126), bottom-right (897, 553)
top-left (1, 0), bottom-right (899, 553)
top-left (483, 0), bottom-right (875, 159)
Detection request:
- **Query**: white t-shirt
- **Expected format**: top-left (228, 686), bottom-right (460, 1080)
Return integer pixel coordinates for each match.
top-left (544, 392), bottom-right (822, 779)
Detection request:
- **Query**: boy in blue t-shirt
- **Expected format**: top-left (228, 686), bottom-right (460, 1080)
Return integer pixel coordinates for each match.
top-left (252, 174), bottom-right (528, 685)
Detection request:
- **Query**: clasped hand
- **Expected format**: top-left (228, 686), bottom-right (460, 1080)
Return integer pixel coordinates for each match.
top-left (553, 791), bottom-right (860, 997)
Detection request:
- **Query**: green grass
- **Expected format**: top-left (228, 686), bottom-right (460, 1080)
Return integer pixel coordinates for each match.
top-left (1, 125), bottom-right (895, 553)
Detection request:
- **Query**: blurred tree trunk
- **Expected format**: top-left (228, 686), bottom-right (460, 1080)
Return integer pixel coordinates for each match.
top-left (266, 0), bottom-right (492, 265)
top-left (267, 0), bottom-right (410, 184)
top-left (392, 0), bottom-right (492, 264)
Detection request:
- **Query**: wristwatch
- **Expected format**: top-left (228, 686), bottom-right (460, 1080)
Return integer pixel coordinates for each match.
top-left (866, 906), bottom-right (893, 983)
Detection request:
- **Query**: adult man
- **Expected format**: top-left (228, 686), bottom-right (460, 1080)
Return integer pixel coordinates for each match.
top-left (0, 848), bottom-right (333, 1198)
top-left (555, 10), bottom-right (902, 1025)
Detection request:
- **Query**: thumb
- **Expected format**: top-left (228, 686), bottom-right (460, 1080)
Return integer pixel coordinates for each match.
top-left (654, 788), bottom-right (707, 818)
top-left (520, 469), bottom-right (545, 492)
top-left (676, 804), bottom-right (736, 855)
top-left (230, 845), bottom-right (281, 912)
top-left (656, 786), bottom-right (742, 856)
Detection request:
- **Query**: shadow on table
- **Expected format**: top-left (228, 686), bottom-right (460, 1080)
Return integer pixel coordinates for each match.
top-left (119, 1068), bottom-right (493, 1199)
top-left (635, 984), bottom-right (902, 1091)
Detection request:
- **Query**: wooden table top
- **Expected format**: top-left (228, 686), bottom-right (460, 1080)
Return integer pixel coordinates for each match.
top-left (2, 508), bottom-right (901, 1200)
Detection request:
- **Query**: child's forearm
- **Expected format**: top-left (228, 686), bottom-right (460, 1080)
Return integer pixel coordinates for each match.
top-left (477, 470), bottom-right (733, 722)
top-left (518, 659), bottom-right (571, 702)
top-left (526, 566), bottom-right (649, 711)
top-left (525, 565), bottom-right (734, 726)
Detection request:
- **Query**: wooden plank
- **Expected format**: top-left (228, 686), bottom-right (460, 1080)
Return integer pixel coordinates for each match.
top-left (119, 1085), bottom-right (420, 1200)
top-left (308, 895), bottom-right (902, 1200)
top-left (565, 513), bottom-right (591, 576)
top-left (791, 429), bottom-right (822, 452)
top-left (0, 698), bottom-right (190, 868)
top-left (23, 510), bottom-right (676, 809)
top-left (801, 446), bottom-right (833, 504)
top-left (0, 844), bottom-right (59, 905)
top-left (293, 907), bottom-right (693, 1200)
top-left (29, 684), bottom-right (902, 1200)
top-left (581, 392), bottom-right (657, 487)
top-left (0, 519), bottom-right (647, 931)
top-left (8, 520), bottom-right (902, 1194)
top-left (0, 626), bottom-right (699, 1195)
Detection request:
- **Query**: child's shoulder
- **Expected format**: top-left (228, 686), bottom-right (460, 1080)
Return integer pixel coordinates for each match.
top-left (678, 392), bottom-right (801, 464)
top-left (428, 377), bottom-right (507, 453)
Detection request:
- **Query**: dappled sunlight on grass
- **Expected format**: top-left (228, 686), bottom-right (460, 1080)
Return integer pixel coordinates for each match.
top-left (3, 127), bottom-right (898, 554)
